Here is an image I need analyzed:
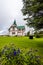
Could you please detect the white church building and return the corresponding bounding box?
[8,20,25,36]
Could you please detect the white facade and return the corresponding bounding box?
[9,27,25,36]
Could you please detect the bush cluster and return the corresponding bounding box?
[0,44,42,65]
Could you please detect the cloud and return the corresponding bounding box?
[0,29,9,35]
[0,0,24,29]
[0,0,29,34]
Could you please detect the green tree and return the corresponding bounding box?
[22,0,43,30]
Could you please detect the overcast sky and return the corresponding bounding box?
[0,0,29,34]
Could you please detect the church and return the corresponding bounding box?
[8,20,25,36]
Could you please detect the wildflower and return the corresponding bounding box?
[14,51,17,56]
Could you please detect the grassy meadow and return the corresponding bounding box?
[0,36,43,58]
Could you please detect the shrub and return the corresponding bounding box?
[0,44,25,65]
[36,34,40,38]
[25,49,42,65]
[0,44,42,65]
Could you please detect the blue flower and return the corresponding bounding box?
[14,51,17,56]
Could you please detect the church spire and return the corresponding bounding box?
[13,20,17,27]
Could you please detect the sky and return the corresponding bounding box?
[0,0,29,34]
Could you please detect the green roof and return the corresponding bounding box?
[17,26,25,30]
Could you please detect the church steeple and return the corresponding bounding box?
[13,20,17,27]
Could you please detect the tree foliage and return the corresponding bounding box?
[22,0,43,30]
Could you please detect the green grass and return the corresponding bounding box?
[0,36,43,58]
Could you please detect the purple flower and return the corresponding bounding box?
[14,51,17,56]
